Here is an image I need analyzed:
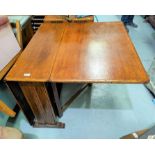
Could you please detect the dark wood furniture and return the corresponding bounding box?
[5,22,149,128]
[31,16,45,32]
[31,15,94,33]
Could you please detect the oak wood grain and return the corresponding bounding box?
[6,81,35,125]
[0,53,20,80]
[19,82,56,124]
[6,23,66,82]
[6,22,149,84]
[51,22,149,83]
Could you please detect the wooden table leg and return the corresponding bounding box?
[51,83,63,117]
[0,100,16,117]
[51,83,90,113]
[6,81,35,126]
[62,84,89,112]
[6,81,64,128]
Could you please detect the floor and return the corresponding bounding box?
[0,82,16,126]
[9,15,155,138]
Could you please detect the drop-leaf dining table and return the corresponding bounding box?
[5,22,149,128]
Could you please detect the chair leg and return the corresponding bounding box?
[0,100,16,117]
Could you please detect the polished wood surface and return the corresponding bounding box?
[6,23,66,82]
[6,22,148,83]
[5,22,149,128]
[0,53,20,80]
[51,22,149,83]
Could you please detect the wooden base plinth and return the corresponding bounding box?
[33,121,65,128]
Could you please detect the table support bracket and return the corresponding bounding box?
[62,83,90,112]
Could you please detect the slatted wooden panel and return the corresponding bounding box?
[31,16,45,32]
[6,81,35,125]
[19,82,56,124]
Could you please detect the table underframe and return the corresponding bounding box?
[6,81,90,128]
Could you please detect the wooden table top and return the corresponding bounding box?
[6,23,66,82]
[6,22,149,83]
